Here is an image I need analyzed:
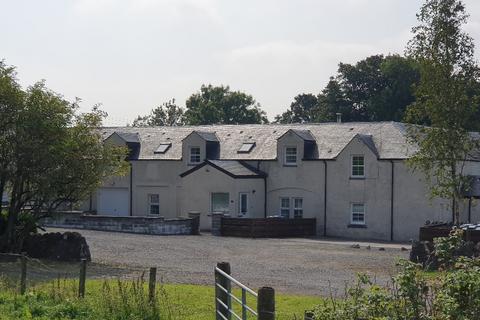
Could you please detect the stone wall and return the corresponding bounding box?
[42,211,199,236]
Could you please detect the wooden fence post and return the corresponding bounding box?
[149,267,157,303]
[257,287,275,320]
[215,262,231,320]
[78,259,87,298]
[20,253,27,295]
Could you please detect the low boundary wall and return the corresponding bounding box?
[220,217,316,238]
[42,211,199,236]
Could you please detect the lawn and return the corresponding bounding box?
[0,278,323,320]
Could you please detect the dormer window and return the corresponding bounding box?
[154,143,171,154]
[351,155,365,178]
[238,142,256,153]
[189,147,201,164]
[284,146,297,166]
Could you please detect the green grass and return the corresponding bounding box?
[0,278,323,320]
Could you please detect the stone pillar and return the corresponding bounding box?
[211,213,224,236]
[188,211,201,235]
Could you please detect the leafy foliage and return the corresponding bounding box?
[184,84,268,125]
[0,61,128,252]
[275,55,420,123]
[132,99,184,127]
[404,0,480,224]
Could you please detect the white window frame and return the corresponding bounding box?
[238,192,248,216]
[293,197,303,218]
[284,146,298,166]
[350,203,366,225]
[211,192,230,214]
[280,197,290,218]
[189,146,201,165]
[351,155,365,178]
[148,194,160,215]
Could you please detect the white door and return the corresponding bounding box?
[97,188,129,216]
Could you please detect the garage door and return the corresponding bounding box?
[97,188,129,216]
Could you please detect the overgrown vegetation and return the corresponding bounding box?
[311,230,480,319]
[0,277,322,320]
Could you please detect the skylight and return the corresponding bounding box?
[154,143,171,154]
[238,142,255,153]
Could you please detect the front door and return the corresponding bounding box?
[211,192,230,214]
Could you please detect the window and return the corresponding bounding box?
[293,198,303,218]
[189,147,201,164]
[154,143,171,154]
[148,194,159,215]
[284,147,297,166]
[351,203,365,225]
[351,155,365,177]
[238,142,256,153]
[239,193,248,216]
[211,192,230,213]
[280,197,290,218]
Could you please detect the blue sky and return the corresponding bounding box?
[1,0,479,125]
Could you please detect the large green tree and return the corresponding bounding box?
[184,84,268,125]
[132,99,185,127]
[275,55,419,123]
[404,0,480,224]
[0,61,128,252]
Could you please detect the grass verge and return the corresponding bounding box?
[0,277,323,320]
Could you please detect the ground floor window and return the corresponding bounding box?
[293,198,303,218]
[280,197,290,218]
[211,192,230,213]
[351,203,365,225]
[148,194,159,215]
[239,193,248,216]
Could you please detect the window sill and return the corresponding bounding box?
[349,176,365,180]
[348,224,367,229]
[283,164,298,167]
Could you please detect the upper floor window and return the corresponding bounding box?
[284,147,297,166]
[189,147,201,164]
[148,194,160,215]
[351,155,365,178]
[351,203,365,225]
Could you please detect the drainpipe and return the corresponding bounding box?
[89,193,92,212]
[263,176,267,218]
[468,197,472,223]
[390,160,395,242]
[323,160,328,236]
[129,163,133,216]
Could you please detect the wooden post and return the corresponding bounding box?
[257,287,275,320]
[78,259,87,298]
[215,262,231,320]
[149,267,157,303]
[20,253,27,295]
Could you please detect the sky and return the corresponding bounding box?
[1,0,480,125]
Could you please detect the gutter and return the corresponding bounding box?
[390,160,395,241]
[323,160,328,236]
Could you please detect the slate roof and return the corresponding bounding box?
[180,160,267,179]
[279,129,316,142]
[114,132,140,143]
[100,122,419,160]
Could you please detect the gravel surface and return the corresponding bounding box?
[48,228,409,296]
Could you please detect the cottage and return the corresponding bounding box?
[80,122,480,242]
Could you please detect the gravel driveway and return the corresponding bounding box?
[49,228,409,296]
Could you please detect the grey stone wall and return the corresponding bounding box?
[41,211,198,235]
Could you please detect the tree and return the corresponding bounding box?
[0,62,128,252]
[404,0,480,224]
[275,93,318,123]
[132,99,185,127]
[184,84,268,125]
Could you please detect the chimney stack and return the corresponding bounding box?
[336,113,342,123]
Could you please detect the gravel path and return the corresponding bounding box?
[48,228,409,296]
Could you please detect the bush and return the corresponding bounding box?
[311,258,480,320]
